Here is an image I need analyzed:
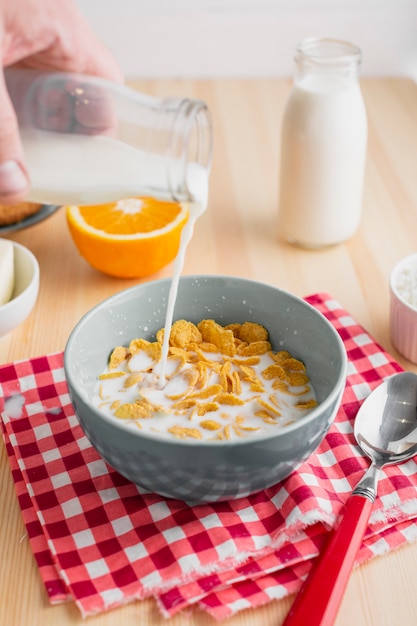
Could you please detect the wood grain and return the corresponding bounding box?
[1,78,417,626]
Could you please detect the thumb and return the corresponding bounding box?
[0,67,29,203]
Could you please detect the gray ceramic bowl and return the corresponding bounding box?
[64,276,347,503]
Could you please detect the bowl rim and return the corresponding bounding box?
[0,239,39,312]
[64,275,348,446]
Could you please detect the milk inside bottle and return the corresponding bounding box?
[278,38,368,248]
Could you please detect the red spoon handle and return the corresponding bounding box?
[282,493,373,626]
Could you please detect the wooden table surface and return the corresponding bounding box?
[1,77,417,626]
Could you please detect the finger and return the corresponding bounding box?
[36,78,117,135]
[69,83,117,133]
[35,84,74,132]
[0,67,29,203]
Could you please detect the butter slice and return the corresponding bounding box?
[0,240,14,305]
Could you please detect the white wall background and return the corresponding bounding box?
[77,0,417,79]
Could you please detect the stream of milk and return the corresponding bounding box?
[158,177,208,386]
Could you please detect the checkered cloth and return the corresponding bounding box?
[2,293,417,621]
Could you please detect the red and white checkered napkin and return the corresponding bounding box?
[2,293,417,621]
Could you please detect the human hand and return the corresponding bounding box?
[0,0,123,203]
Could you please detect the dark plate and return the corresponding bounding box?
[0,204,60,234]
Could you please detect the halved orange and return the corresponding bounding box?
[66,197,188,278]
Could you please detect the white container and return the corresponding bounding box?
[278,38,368,248]
[0,240,39,337]
[390,253,417,364]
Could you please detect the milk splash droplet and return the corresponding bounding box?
[4,394,25,419]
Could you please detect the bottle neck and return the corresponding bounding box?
[164,98,212,205]
[294,38,362,85]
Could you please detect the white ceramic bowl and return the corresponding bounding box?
[0,239,39,337]
[390,253,417,364]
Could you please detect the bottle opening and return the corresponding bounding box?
[295,37,362,69]
[296,38,362,63]
[295,37,362,80]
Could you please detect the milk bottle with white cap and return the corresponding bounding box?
[278,38,368,248]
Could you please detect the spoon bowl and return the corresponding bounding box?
[355,372,417,465]
[283,371,417,626]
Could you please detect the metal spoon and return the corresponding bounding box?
[283,371,417,626]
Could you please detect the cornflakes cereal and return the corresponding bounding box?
[257,397,281,416]
[296,398,319,410]
[284,357,307,372]
[197,402,219,416]
[167,320,202,348]
[198,342,220,353]
[124,373,144,388]
[189,384,223,399]
[233,356,261,366]
[182,367,200,388]
[270,350,293,364]
[168,425,202,439]
[93,319,318,442]
[250,380,265,393]
[237,341,271,357]
[255,410,277,424]
[287,372,310,386]
[197,319,236,356]
[172,398,197,411]
[230,370,241,395]
[115,402,154,419]
[169,347,195,363]
[200,420,222,431]
[224,323,241,335]
[233,321,269,343]
[196,362,208,388]
[109,346,129,369]
[261,364,286,380]
[98,371,126,380]
[216,392,245,406]
[148,342,163,361]
[129,338,150,354]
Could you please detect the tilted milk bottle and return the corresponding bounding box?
[278,38,368,248]
[5,68,212,206]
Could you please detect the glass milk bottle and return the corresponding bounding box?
[5,68,212,207]
[278,38,368,248]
